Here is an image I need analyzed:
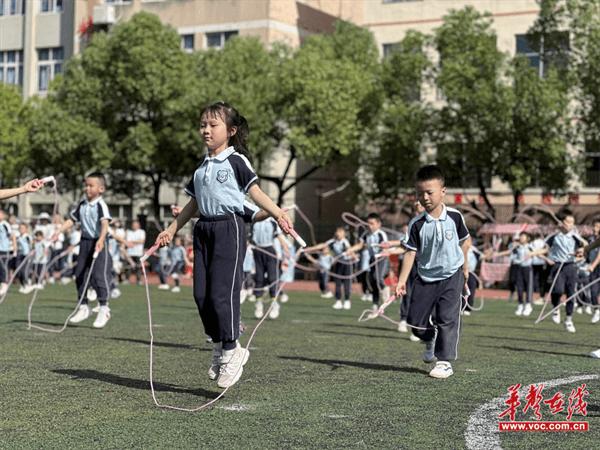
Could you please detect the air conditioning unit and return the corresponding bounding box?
[93,5,116,25]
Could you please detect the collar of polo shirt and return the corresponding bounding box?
[424,204,448,222]
[85,196,103,205]
[202,146,235,163]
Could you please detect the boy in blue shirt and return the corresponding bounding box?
[396,165,471,379]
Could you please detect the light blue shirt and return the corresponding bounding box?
[0,221,11,252]
[184,146,258,218]
[170,245,185,263]
[17,234,31,255]
[514,244,533,267]
[326,238,351,261]
[70,197,112,239]
[319,254,334,271]
[404,205,469,282]
[33,241,48,264]
[547,231,581,263]
[467,247,479,273]
[252,218,280,247]
[360,229,388,259]
[243,246,255,272]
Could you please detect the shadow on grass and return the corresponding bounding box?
[479,344,590,358]
[466,322,537,331]
[279,355,428,374]
[52,368,219,398]
[11,319,65,327]
[104,337,208,351]
[473,334,584,347]
[315,330,399,340]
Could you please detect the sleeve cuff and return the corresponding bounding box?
[244,176,259,193]
[184,187,196,198]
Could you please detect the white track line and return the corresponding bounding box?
[465,374,598,450]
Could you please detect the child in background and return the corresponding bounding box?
[275,234,295,303]
[169,236,192,293]
[16,223,34,294]
[240,244,255,304]
[156,244,171,290]
[32,230,49,289]
[304,247,334,298]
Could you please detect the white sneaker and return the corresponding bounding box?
[585,306,593,315]
[592,310,600,324]
[552,311,561,324]
[523,304,533,317]
[280,293,289,303]
[111,288,121,299]
[247,294,256,303]
[217,343,250,389]
[366,294,373,302]
[462,310,471,316]
[269,300,280,319]
[158,284,170,290]
[93,306,111,329]
[564,318,576,333]
[91,305,100,313]
[321,291,334,299]
[34,283,44,290]
[343,300,351,310]
[590,349,600,359]
[171,286,181,293]
[48,277,55,284]
[69,305,90,324]
[429,361,453,379]
[360,293,369,302]
[515,304,524,316]
[240,289,248,304]
[22,284,34,294]
[423,339,437,363]
[18,286,25,294]
[208,343,222,380]
[577,306,583,315]
[87,288,97,302]
[533,298,544,305]
[333,300,343,310]
[398,320,408,333]
[60,277,71,285]
[0,283,8,296]
[409,334,421,342]
[254,300,264,319]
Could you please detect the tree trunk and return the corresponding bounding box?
[512,190,521,216]
[477,171,496,219]
[150,171,163,221]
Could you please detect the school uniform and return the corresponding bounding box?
[360,229,389,305]
[326,238,352,300]
[274,237,295,283]
[546,230,583,316]
[318,253,334,294]
[170,245,186,275]
[587,234,600,307]
[32,240,49,283]
[507,241,519,296]
[184,145,258,345]
[251,218,281,299]
[155,246,170,285]
[514,244,534,305]
[0,220,12,283]
[403,205,470,362]
[465,247,480,311]
[69,196,113,305]
[530,238,548,295]
[126,228,146,282]
[16,233,32,286]
[400,233,418,321]
[242,245,255,291]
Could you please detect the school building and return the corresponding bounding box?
[0,1,594,228]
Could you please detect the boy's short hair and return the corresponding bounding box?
[557,209,574,222]
[34,230,44,237]
[416,165,445,186]
[520,231,531,240]
[86,172,106,188]
[593,218,600,225]
[367,213,381,222]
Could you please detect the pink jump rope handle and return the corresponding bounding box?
[289,229,307,248]
[140,243,160,263]
[41,176,55,184]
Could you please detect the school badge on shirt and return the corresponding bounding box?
[216,169,229,183]
[445,230,454,241]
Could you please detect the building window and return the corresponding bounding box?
[206,31,238,49]
[105,0,133,4]
[37,47,63,92]
[181,34,194,52]
[0,0,25,15]
[0,50,24,86]
[40,0,62,13]
[382,43,399,58]
[515,32,569,77]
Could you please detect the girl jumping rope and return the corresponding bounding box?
[155,102,293,389]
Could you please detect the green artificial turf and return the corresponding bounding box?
[0,285,598,449]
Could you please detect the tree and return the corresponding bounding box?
[0,84,30,187]
[365,30,431,201]
[432,7,511,217]
[268,20,382,205]
[496,56,575,213]
[52,12,201,218]
[25,99,112,196]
